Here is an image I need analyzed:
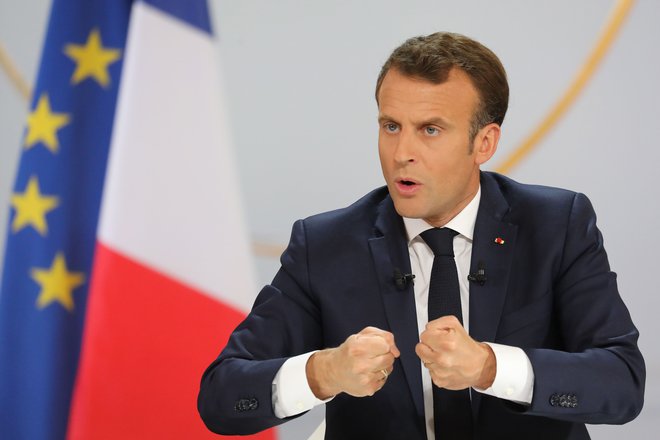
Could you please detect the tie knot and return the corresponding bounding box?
[420,228,458,256]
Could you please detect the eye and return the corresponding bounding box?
[383,123,399,133]
[424,126,440,136]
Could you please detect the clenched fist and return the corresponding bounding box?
[415,315,496,390]
[306,327,400,399]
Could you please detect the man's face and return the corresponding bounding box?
[377,68,491,227]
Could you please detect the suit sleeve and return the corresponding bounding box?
[520,193,645,423]
[197,219,323,435]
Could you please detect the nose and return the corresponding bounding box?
[393,129,416,165]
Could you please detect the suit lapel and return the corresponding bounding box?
[368,196,425,424]
[468,172,518,418]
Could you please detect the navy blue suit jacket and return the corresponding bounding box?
[198,172,645,439]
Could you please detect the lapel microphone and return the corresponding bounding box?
[467,261,487,285]
[393,268,415,290]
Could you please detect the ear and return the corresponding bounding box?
[472,123,500,165]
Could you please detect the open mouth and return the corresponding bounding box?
[397,178,418,186]
[395,178,420,194]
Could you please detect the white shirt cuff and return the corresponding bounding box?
[272,351,333,418]
[473,343,534,405]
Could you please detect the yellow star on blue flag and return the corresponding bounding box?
[24,93,71,153]
[10,175,59,235]
[64,28,122,87]
[31,252,85,312]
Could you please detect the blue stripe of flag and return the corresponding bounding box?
[142,0,212,34]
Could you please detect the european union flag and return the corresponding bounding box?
[0,1,130,438]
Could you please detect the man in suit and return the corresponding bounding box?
[198,32,645,439]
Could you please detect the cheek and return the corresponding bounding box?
[425,160,462,192]
[377,140,392,166]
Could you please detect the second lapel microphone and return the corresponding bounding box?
[467,261,487,285]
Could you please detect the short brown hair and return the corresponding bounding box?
[375,32,509,141]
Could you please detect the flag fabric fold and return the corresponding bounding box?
[0,1,272,438]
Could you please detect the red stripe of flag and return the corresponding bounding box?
[67,242,275,440]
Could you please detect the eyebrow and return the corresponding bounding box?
[377,114,396,124]
[377,113,453,128]
[420,117,452,127]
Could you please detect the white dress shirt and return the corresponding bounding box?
[272,187,534,439]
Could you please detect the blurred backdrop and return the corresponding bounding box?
[1,0,658,438]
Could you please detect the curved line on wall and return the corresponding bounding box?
[495,0,635,175]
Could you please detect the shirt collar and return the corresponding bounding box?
[402,186,481,243]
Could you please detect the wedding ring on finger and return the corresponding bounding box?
[380,368,389,381]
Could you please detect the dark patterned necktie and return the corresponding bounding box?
[420,228,473,440]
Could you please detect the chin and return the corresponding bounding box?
[391,199,425,219]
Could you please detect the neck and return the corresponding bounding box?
[424,174,480,228]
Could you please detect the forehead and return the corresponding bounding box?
[377,68,479,125]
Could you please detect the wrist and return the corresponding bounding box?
[306,349,340,399]
[475,342,496,390]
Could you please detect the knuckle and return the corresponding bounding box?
[375,338,389,352]
[350,362,364,376]
[444,340,457,351]
[435,356,451,369]
[347,342,364,357]
[362,326,377,334]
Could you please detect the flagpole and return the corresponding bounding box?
[0,41,31,101]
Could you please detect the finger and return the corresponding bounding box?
[354,334,392,357]
[372,352,396,371]
[372,373,389,395]
[360,327,396,346]
[422,331,462,356]
[426,315,462,332]
[421,318,466,347]
[360,326,386,334]
[415,342,436,365]
[390,341,401,358]
[359,328,394,348]
[360,327,401,358]
[373,366,393,382]
[419,326,452,350]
